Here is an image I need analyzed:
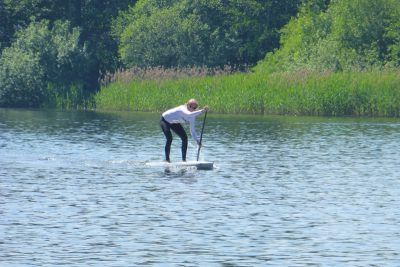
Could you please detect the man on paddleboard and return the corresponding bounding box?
[160,99,209,162]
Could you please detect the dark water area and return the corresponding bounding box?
[1,109,400,266]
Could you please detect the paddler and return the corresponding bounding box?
[160,99,209,162]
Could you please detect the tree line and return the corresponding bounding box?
[256,0,400,73]
[0,0,399,108]
[0,0,134,107]
[0,0,300,107]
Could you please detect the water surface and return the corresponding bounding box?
[1,109,400,266]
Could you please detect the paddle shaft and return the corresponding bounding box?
[196,110,208,161]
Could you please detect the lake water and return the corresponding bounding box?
[1,108,400,266]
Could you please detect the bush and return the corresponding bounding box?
[0,49,45,107]
[114,0,300,68]
[255,0,400,73]
[0,20,87,107]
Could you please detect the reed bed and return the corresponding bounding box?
[100,65,239,87]
[95,68,400,117]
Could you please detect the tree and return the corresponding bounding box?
[256,0,400,72]
[115,0,300,68]
[0,50,45,107]
[119,4,210,68]
[1,0,137,92]
[386,10,400,66]
[0,20,87,107]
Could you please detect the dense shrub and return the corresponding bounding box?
[114,0,300,68]
[0,50,45,107]
[255,0,400,73]
[0,20,87,107]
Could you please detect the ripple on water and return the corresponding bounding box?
[1,110,400,266]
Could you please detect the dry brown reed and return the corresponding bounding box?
[100,65,247,87]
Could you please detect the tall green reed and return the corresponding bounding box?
[95,68,400,117]
[43,83,95,110]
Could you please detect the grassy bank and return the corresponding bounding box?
[95,69,400,117]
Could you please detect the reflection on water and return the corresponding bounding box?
[1,109,400,266]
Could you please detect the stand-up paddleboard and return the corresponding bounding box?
[146,161,214,170]
[148,110,213,170]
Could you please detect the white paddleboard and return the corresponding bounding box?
[146,161,214,170]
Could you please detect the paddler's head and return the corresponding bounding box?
[187,99,198,111]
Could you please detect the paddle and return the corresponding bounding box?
[196,110,208,161]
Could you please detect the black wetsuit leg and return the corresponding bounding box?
[160,118,172,162]
[160,117,188,161]
[170,123,188,161]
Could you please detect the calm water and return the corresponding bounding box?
[1,109,400,266]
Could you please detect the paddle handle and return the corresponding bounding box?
[196,110,208,161]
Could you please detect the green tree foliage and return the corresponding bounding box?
[115,0,300,68]
[0,1,8,50]
[0,50,45,107]
[256,0,400,72]
[0,0,136,93]
[0,20,87,107]
[58,0,136,91]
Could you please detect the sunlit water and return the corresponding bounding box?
[1,109,400,266]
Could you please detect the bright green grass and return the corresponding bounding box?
[95,70,400,117]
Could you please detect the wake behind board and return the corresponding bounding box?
[146,161,214,170]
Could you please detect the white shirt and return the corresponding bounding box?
[162,104,204,142]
